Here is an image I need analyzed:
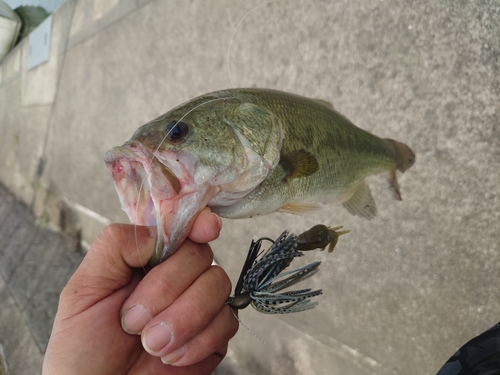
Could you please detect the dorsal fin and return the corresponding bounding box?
[314,99,334,109]
[342,181,377,220]
[279,149,319,181]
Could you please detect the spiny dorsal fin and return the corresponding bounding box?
[279,149,319,181]
[314,99,334,109]
[342,181,377,220]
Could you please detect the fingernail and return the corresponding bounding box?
[161,345,186,365]
[142,323,173,354]
[121,305,151,334]
[212,213,222,231]
[148,226,157,238]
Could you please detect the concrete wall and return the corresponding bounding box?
[0,0,499,374]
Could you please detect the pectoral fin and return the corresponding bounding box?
[279,149,319,181]
[342,181,377,220]
[388,169,402,201]
[384,139,415,200]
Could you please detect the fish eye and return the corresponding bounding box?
[165,120,189,143]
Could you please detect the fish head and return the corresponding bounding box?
[105,92,283,265]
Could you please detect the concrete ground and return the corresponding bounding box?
[0,0,499,374]
[0,183,83,375]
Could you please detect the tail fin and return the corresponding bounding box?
[385,139,415,200]
[387,139,415,173]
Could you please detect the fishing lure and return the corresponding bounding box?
[227,224,350,314]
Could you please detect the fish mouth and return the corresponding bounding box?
[104,142,182,266]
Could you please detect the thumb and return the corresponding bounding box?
[59,224,156,316]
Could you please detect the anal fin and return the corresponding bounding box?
[342,181,377,220]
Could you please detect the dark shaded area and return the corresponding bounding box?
[14,6,49,45]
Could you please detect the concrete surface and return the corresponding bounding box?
[0,0,499,374]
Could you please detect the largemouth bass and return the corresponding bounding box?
[105,88,415,265]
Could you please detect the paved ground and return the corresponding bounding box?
[0,183,83,375]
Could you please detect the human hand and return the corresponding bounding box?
[43,208,238,375]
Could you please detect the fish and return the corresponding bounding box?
[104,88,415,265]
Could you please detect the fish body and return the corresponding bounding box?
[105,88,415,264]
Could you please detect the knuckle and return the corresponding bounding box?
[101,223,126,239]
[209,265,232,296]
[184,240,214,267]
[96,223,132,251]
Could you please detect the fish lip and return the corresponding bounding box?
[104,142,182,264]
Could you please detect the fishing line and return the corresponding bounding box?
[138,1,277,263]
[227,1,275,90]
[229,308,267,345]
[155,96,236,155]
[133,174,147,274]
[131,95,238,268]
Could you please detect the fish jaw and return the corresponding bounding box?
[104,142,216,265]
